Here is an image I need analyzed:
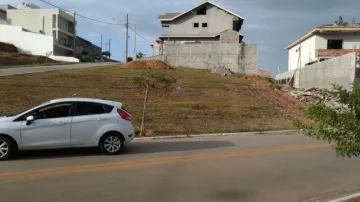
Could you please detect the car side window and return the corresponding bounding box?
[36,103,72,119]
[14,103,72,121]
[75,102,106,116]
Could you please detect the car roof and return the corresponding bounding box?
[49,98,122,106]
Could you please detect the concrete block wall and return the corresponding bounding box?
[296,52,356,90]
[161,43,258,74]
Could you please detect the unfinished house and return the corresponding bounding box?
[144,1,259,75]
[4,2,76,56]
[276,22,360,90]
[154,0,244,55]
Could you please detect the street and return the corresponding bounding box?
[0,62,119,76]
[1,132,360,202]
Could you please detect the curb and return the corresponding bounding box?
[327,192,360,202]
[134,130,298,141]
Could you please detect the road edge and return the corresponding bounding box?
[135,130,298,140]
[327,192,360,202]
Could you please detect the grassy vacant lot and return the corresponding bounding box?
[0,66,305,136]
[345,197,360,202]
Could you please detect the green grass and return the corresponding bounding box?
[0,66,303,136]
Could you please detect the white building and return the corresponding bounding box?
[0,2,76,56]
[286,23,360,71]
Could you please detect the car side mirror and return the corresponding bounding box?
[26,115,34,125]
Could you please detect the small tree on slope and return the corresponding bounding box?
[295,83,360,158]
[133,70,177,136]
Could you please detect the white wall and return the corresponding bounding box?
[169,4,234,35]
[0,24,53,56]
[316,33,360,49]
[288,35,317,71]
[6,9,56,36]
[49,55,79,63]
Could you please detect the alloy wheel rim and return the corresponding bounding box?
[104,136,121,153]
[0,140,9,158]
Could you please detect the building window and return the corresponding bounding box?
[202,23,207,28]
[327,39,343,49]
[197,7,207,15]
[194,23,199,28]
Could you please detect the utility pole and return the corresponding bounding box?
[125,14,129,62]
[101,35,103,52]
[73,11,76,57]
[108,39,111,59]
[134,27,137,60]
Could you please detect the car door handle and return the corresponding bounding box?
[56,121,66,125]
[97,118,107,121]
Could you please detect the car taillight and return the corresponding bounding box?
[117,108,131,120]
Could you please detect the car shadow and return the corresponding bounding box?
[125,140,236,154]
[13,140,235,161]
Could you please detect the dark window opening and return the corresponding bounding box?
[75,102,106,116]
[202,23,207,28]
[327,39,343,49]
[197,7,207,15]
[194,23,199,28]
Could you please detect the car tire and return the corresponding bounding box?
[0,136,17,161]
[99,133,124,155]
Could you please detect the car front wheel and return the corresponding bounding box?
[99,133,124,155]
[0,136,16,161]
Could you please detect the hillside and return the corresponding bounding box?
[0,65,306,135]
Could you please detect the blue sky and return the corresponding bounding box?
[6,0,360,74]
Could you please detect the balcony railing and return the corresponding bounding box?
[316,49,360,57]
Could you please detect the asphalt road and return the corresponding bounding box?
[0,62,119,76]
[1,132,360,202]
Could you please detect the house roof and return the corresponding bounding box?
[158,13,181,20]
[158,1,244,21]
[286,24,360,50]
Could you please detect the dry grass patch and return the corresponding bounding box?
[0,65,305,136]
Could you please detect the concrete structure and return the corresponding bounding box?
[0,4,15,24]
[286,24,360,71]
[154,1,244,55]
[0,24,53,56]
[276,53,359,90]
[75,36,101,56]
[276,22,360,89]
[143,43,259,75]
[3,2,76,56]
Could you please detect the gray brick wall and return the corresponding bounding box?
[147,43,259,74]
[296,53,356,90]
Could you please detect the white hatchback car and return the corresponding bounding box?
[0,98,136,160]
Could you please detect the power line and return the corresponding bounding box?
[39,0,125,26]
[39,0,152,44]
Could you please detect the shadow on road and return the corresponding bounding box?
[125,140,236,154]
[13,140,235,161]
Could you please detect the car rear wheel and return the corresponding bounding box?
[0,136,16,161]
[99,133,124,155]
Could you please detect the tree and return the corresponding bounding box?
[133,70,178,136]
[136,52,146,59]
[102,51,111,59]
[295,83,360,157]
[334,16,349,26]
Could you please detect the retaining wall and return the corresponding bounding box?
[296,53,357,90]
[0,24,53,56]
[141,43,259,75]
